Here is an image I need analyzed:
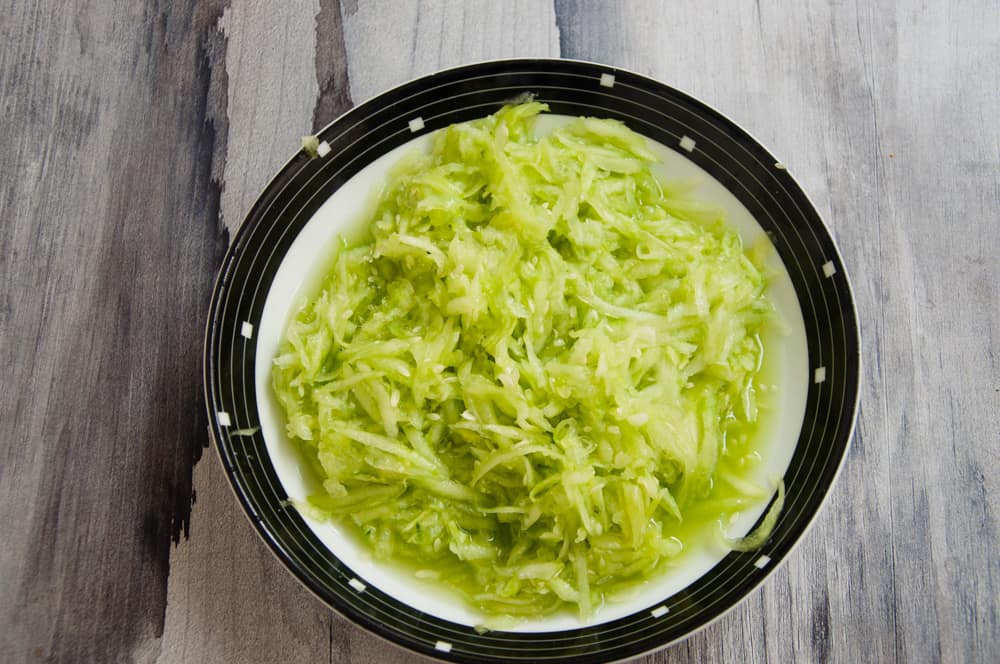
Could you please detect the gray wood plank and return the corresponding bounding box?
[214,0,324,237]
[157,458,333,664]
[557,3,860,660]
[557,1,1000,662]
[0,1,230,661]
[313,0,354,131]
[340,0,560,103]
[862,4,999,661]
[156,2,336,663]
[158,2,561,663]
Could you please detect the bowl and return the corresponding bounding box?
[204,59,860,662]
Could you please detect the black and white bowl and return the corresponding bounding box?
[204,59,860,663]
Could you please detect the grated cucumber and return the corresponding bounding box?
[273,103,778,619]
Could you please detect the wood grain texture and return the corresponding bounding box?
[556,3,882,662]
[158,2,560,663]
[340,0,559,103]
[2,1,997,663]
[158,3,337,663]
[0,1,229,661]
[313,0,353,131]
[556,2,1000,663]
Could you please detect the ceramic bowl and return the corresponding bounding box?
[204,59,860,663]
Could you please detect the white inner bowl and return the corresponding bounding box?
[255,115,809,631]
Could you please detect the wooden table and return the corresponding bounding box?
[3,1,997,662]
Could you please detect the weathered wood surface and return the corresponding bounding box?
[1,1,997,662]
